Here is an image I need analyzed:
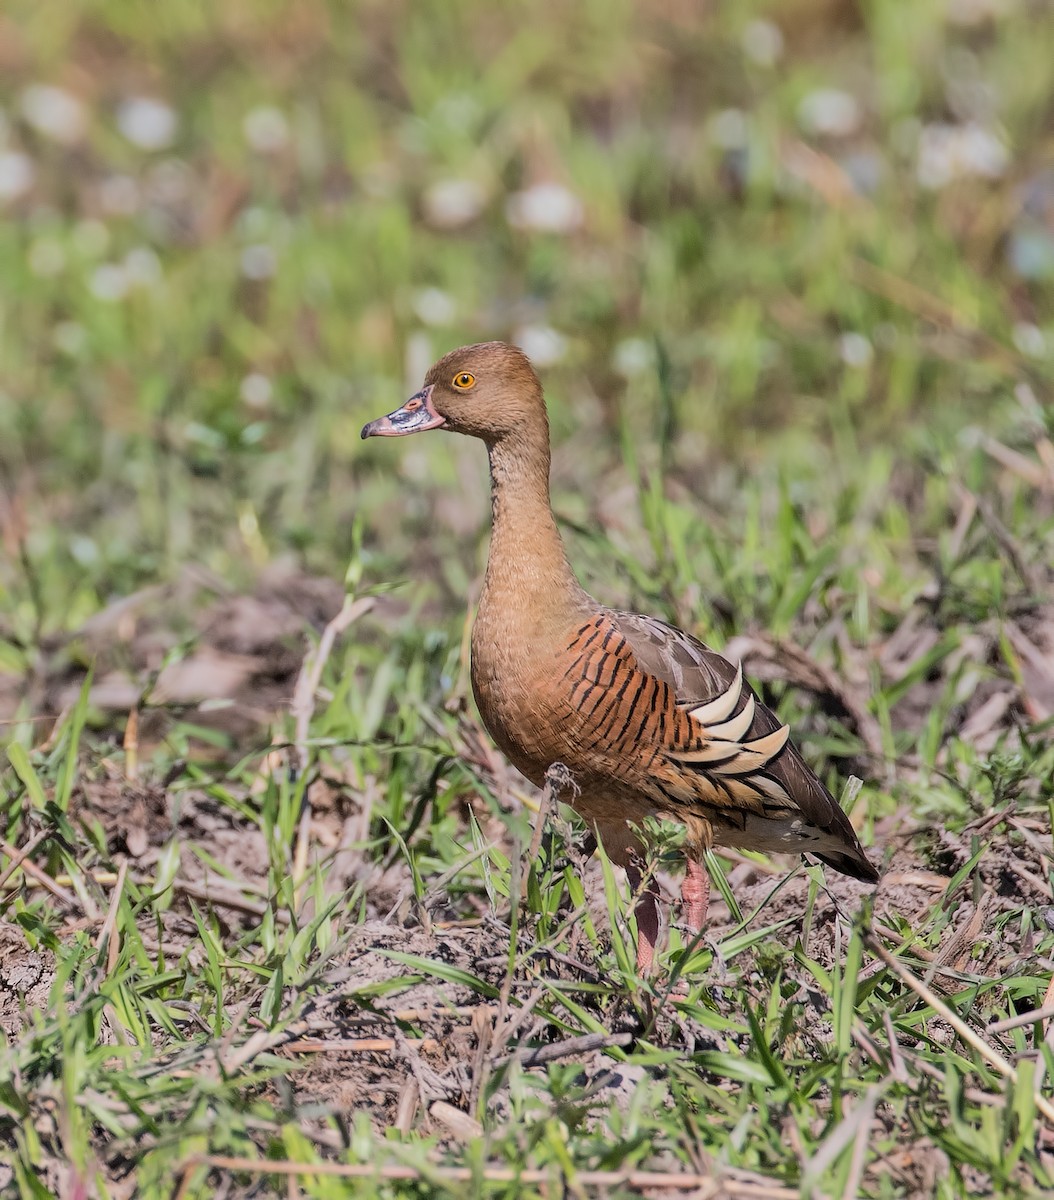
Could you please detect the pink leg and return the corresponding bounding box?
[681,858,710,933]
[626,862,661,974]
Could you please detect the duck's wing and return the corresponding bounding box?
[611,611,879,882]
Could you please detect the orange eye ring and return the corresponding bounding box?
[452,372,476,390]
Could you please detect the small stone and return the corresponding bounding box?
[89,263,129,301]
[742,19,783,66]
[412,287,456,327]
[20,84,86,144]
[514,324,567,367]
[240,244,276,280]
[243,106,289,153]
[422,178,487,229]
[613,338,655,377]
[956,123,1009,177]
[506,182,584,234]
[240,373,273,409]
[1011,323,1046,358]
[797,89,861,138]
[117,97,177,150]
[709,108,749,150]
[839,332,874,368]
[124,246,162,287]
[0,151,34,201]
[917,122,1008,189]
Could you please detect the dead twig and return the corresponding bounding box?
[0,828,50,892]
[146,875,290,925]
[930,895,992,978]
[988,1004,1054,1036]
[393,1077,419,1135]
[0,838,82,910]
[289,594,375,905]
[123,708,139,784]
[527,761,579,864]
[94,860,128,976]
[486,985,547,1059]
[982,436,1054,493]
[290,595,376,902]
[494,1030,635,1069]
[290,594,377,776]
[954,482,1043,595]
[179,1155,796,1196]
[429,1100,483,1141]
[284,1037,397,1054]
[865,931,1054,1125]
[801,1083,884,1197]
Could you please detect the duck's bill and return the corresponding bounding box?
[360,386,446,438]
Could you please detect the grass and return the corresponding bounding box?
[2,0,1054,1195]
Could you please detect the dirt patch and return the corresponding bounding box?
[2,563,348,751]
[246,911,711,1143]
[0,921,56,1038]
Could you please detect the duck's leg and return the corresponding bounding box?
[681,857,710,933]
[625,861,661,974]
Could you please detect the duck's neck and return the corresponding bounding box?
[479,425,584,622]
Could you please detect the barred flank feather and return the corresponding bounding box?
[549,610,878,882]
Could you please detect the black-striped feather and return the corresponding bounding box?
[555,610,877,883]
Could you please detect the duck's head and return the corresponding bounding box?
[361,341,545,445]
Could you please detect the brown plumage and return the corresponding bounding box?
[362,341,879,972]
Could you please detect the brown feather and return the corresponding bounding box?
[612,612,879,882]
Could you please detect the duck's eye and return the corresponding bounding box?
[452,372,476,390]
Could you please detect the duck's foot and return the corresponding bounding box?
[626,860,709,980]
[626,863,661,975]
[681,857,710,933]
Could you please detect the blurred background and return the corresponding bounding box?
[1,0,1052,731]
[2,5,1054,1190]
